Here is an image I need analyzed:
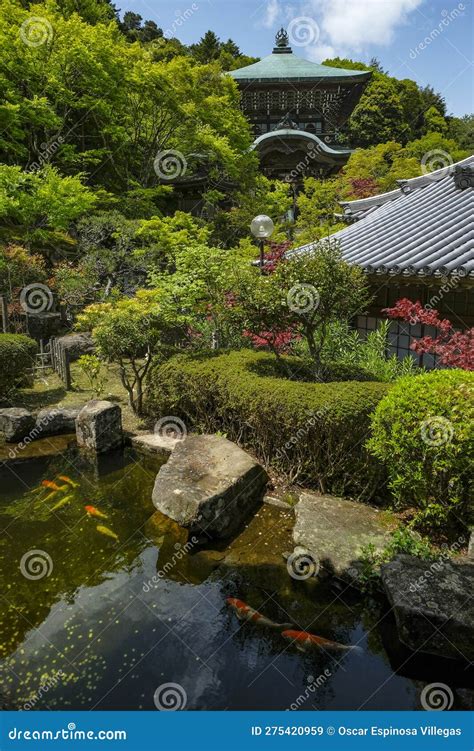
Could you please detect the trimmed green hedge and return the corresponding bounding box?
[0,333,37,398]
[368,370,474,528]
[147,349,390,499]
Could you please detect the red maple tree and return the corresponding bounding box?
[384,298,474,370]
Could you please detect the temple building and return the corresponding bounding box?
[290,157,474,367]
[228,28,371,180]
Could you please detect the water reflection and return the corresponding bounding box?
[0,444,470,710]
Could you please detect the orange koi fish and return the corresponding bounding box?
[57,475,79,488]
[282,629,362,653]
[41,480,61,491]
[226,598,292,629]
[85,505,108,520]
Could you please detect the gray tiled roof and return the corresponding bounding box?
[291,155,474,278]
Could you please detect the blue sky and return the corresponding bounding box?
[118,0,473,116]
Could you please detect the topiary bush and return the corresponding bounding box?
[147,349,390,500]
[367,370,474,530]
[0,333,37,400]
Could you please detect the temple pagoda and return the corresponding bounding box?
[228,29,371,180]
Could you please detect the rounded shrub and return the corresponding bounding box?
[147,349,390,500]
[0,333,37,399]
[367,370,474,529]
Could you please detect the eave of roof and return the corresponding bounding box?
[290,155,474,278]
[340,155,474,216]
[251,129,353,158]
[227,52,371,84]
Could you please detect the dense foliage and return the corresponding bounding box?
[0,333,37,397]
[368,370,474,530]
[147,349,390,498]
[385,299,474,371]
[1,1,472,539]
[227,240,371,377]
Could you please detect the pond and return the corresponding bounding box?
[0,440,471,711]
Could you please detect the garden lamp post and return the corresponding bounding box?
[250,215,274,274]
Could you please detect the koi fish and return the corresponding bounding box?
[41,480,61,491]
[50,494,74,512]
[85,505,108,520]
[96,525,119,542]
[226,598,292,629]
[281,629,362,654]
[57,475,79,488]
[43,486,69,503]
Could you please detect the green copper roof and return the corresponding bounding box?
[228,51,371,83]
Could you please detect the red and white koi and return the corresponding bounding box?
[281,629,362,653]
[226,598,292,629]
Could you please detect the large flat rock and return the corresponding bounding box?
[152,434,268,539]
[293,491,393,579]
[381,554,474,662]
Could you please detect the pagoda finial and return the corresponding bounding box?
[273,27,292,53]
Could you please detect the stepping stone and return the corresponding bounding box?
[131,433,178,455]
[152,434,268,539]
[0,408,35,443]
[35,405,84,436]
[292,491,393,580]
[381,554,474,662]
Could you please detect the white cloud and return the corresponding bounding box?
[260,0,425,59]
[314,0,423,49]
[262,0,282,28]
[307,42,336,61]
[299,0,424,59]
